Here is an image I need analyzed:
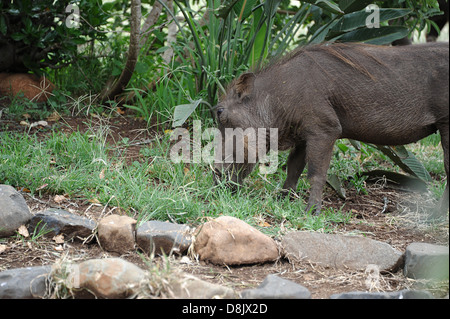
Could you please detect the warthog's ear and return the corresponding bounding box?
[234,73,255,99]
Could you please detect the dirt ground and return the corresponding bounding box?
[0,112,448,299]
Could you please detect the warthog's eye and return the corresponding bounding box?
[216,107,224,118]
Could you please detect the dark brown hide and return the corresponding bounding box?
[215,42,449,217]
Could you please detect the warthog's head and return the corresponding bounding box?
[213,73,276,188]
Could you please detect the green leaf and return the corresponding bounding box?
[330,8,412,33]
[327,174,346,199]
[10,32,26,41]
[302,0,344,15]
[374,145,432,182]
[233,0,259,21]
[362,170,428,193]
[334,26,409,45]
[0,15,6,35]
[173,99,203,127]
[216,0,240,19]
[337,0,375,13]
[249,7,268,67]
[134,61,149,75]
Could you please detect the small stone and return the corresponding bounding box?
[136,220,192,256]
[63,258,146,299]
[27,208,96,241]
[282,231,403,271]
[98,214,137,254]
[0,184,33,237]
[240,274,311,299]
[330,289,434,299]
[170,273,236,299]
[0,266,51,299]
[404,242,449,280]
[194,216,279,265]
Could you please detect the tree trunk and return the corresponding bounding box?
[162,0,176,64]
[100,0,142,102]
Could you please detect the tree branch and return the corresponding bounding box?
[100,0,142,102]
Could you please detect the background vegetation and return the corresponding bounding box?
[0,0,448,229]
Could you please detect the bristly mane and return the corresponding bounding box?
[254,42,386,79]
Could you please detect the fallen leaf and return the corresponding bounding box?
[0,244,7,254]
[258,221,271,228]
[36,183,48,191]
[53,234,64,244]
[303,274,316,281]
[18,225,29,238]
[47,111,61,122]
[54,194,67,203]
[88,198,101,204]
[183,167,190,175]
[54,245,64,251]
[99,168,105,180]
[30,120,48,128]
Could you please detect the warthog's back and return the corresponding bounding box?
[258,42,449,145]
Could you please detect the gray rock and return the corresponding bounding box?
[282,231,403,271]
[240,274,311,299]
[136,220,192,255]
[404,242,449,280]
[0,184,33,237]
[330,289,435,299]
[0,266,51,299]
[27,208,96,241]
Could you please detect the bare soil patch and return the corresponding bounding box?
[1,113,448,298]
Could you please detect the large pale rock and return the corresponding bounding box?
[404,242,449,280]
[282,231,403,271]
[0,184,33,237]
[62,258,146,299]
[98,214,136,254]
[194,216,279,265]
[27,208,96,241]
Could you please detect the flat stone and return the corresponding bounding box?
[194,216,279,265]
[0,266,51,299]
[60,258,146,299]
[330,289,435,299]
[136,220,192,256]
[27,208,96,241]
[0,184,33,237]
[282,231,403,271]
[240,274,311,299]
[98,214,137,254]
[404,242,449,280]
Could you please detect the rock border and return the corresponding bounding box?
[0,185,448,299]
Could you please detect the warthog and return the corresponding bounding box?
[214,42,449,217]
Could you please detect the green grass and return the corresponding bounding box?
[0,124,354,234]
[1,119,445,235]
